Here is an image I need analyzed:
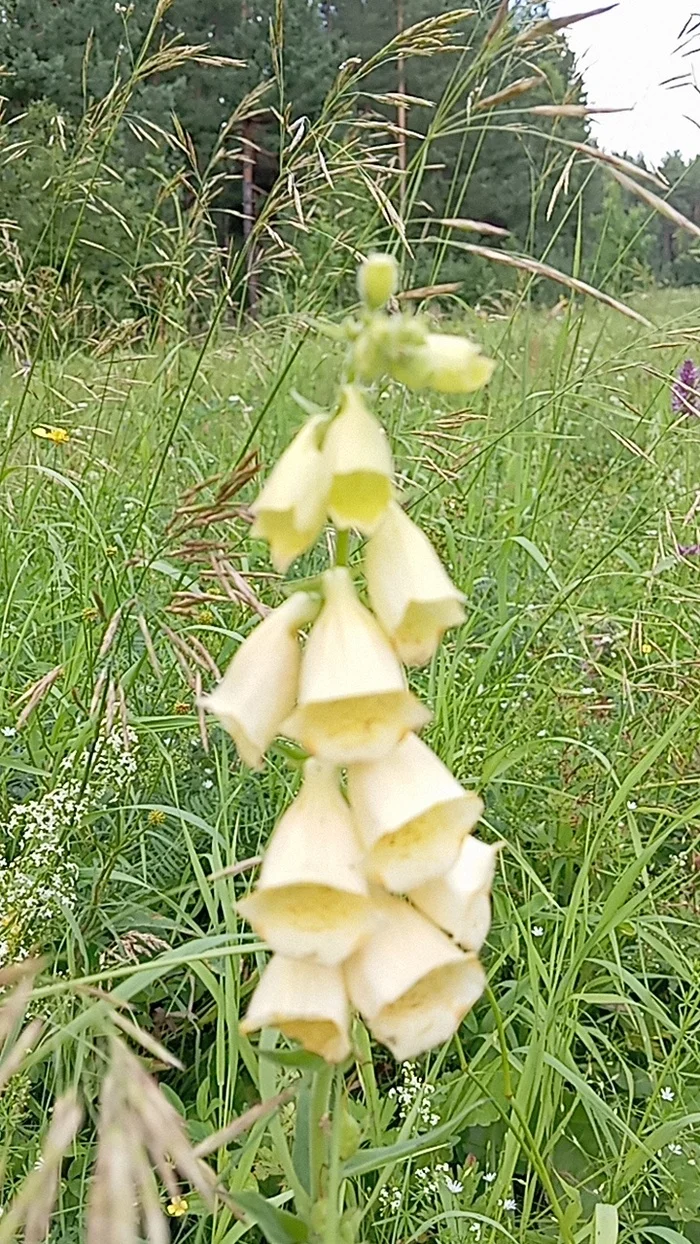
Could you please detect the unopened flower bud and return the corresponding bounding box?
[241,955,351,1062]
[409,835,501,952]
[251,414,330,572]
[199,592,316,769]
[237,760,373,965]
[366,502,466,665]
[345,892,485,1061]
[323,386,393,533]
[347,733,482,892]
[357,253,399,310]
[283,567,429,763]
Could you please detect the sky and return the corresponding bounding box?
[547,0,700,165]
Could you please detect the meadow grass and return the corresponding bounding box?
[2,286,700,1241]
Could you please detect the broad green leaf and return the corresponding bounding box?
[233,1192,308,1244]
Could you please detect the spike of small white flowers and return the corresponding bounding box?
[199,592,317,769]
[237,760,374,965]
[251,414,331,572]
[241,955,351,1063]
[390,332,495,394]
[409,836,501,952]
[345,892,486,1061]
[283,568,429,764]
[323,385,394,533]
[347,733,482,892]
[366,502,466,665]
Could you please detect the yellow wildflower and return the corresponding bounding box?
[251,414,331,572]
[241,954,351,1063]
[323,386,394,534]
[148,810,166,826]
[166,1196,189,1217]
[32,425,71,445]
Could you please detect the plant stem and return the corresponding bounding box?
[324,1070,344,1244]
[335,528,350,566]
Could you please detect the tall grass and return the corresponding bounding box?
[2,3,700,1243]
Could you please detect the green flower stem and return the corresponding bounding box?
[309,1063,334,1204]
[334,528,350,567]
[323,1070,344,1244]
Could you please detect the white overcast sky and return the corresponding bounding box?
[547,1,700,164]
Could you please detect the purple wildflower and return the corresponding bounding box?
[671,358,700,417]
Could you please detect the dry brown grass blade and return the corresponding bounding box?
[516,4,617,42]
[195,670,209,754]
[0,1019,43,1095]
[137,613,162,678]
[473,76,543,110]
[209,855,263,882]
[398,281,462,301]
[15,665,63,729]
[109,1010,184,1071]
[98,603,128,659]
[193,1087,297,1159]
[438,239,653,327]
[23,1094,84,1244]
[0,1091,82,1244]
[527,104,629,117]
[89,666,109,718]
[486,0,510,43]
[0,958,43,991]
[437,217,510,238]
[608,167,700,242]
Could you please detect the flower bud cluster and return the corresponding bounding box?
[202,257,498,1063]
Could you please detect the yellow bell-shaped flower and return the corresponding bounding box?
[344,892,485,1062]
[357,252,398,310]
[251,414,330,572]
[347,733,483,892]
[390,332,494,394]
[199,592,316,769]
[323,386,393,533]
[237,760,373,965]
[410,835,501,953]
[241,955,351,1063]
[366,502,466,665]
[283,568,429,764]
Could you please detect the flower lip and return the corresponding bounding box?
[347,733,483,893]
[241,954,351,1063]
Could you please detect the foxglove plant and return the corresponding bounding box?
[671,358,700,418]
[202,256,498,1073]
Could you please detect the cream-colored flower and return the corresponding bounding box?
[390,333,494,394]
[237,760,373,965]
[410,835,500,952]
[347,733,482,892]
[345,892,485,1061]
[241,955,350,1063]
[283,568,429,763]
[199,592,316,769]
[323,386,393,533]
[251,415,330,572]
[366,502,465,665]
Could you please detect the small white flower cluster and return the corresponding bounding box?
[202,255,498,1064]
[0,728,138,963]
[387,1062,439,1128]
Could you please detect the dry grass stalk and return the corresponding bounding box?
[161,622,219,683]
[137,614,162,678]
[0,1092,82,1244]
[516,3,617,43]
[527,104,628,117]
[486,0,510,43]
[193,1087,297,1159]
[0,1018,43,1095]
[608,167,700,242]
[437,239,653,328]
[195,670,209,754]
[166,452,260,542]
[15,665,63,730]
[211,557,270,618]
[89,666,109,718]
[473,76,543,111]
[397,281,462,301]
[209,855,263,882]
[98,603,128,660]
[437,218,510,238]
[105,678,118,735]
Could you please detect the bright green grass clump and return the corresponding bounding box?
[2,289,700,1241]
